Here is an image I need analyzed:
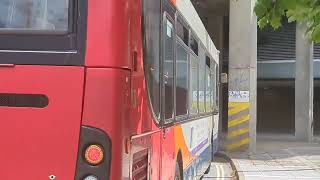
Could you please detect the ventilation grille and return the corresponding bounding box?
[0,93,48,108]
[224,22,320,62]
[258,21,296,61]
[132,149,149,180]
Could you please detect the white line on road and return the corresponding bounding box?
[216,164,220,178]
[219,165,225,180]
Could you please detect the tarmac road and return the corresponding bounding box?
[202,156,236,180]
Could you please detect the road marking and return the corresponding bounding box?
[219,165,225,180]
[216,164,220,178]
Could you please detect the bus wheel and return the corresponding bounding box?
[174,161,182,180]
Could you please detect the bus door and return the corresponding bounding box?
[160,4,177,179]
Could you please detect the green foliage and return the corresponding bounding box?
[254,0,320,43]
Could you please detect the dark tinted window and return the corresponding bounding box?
[215,63,219,110]
[176,20,188,45]
[0,0,69,33]
[205,56,212,112]
[176,43,188,116]
[212,62,218,111]
[190,34,198,55]
[163,17,174,120]
[142,0,161,119]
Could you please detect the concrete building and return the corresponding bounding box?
[191,0,319,151]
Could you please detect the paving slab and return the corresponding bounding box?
[226,137,320,180]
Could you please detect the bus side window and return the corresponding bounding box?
[198,47,206,113]
[189,54,199,115]
[163,15,175,121]
[190,35,198,55]
[176,20,189,45]
[176,42,189,117]
[215,62,219,112]
[205,56,212,112]
[189,34,199,115]
[211,61,219,113]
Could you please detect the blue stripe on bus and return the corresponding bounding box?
[190,138,209,156]
[183,146,211,179]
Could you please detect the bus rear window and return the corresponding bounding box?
[0,0,69,33]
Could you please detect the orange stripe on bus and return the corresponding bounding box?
[174,125,190,169]
[171,0,176,6]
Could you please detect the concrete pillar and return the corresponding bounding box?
[295,23,314,142]
[227,0,257,152]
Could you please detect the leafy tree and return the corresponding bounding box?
[255,0,320,42]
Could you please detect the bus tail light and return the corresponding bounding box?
[75,126,111,180]
[84,144,104,165]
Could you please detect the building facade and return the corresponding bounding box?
[192,0,319,151]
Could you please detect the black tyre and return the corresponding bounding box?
[174,161,182,180]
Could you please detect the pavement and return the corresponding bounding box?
[227,134,320,180]
[203,156,236,180]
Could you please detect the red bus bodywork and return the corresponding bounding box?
[0,0,214,179]
[83,0,163,179]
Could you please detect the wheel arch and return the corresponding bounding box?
[176,149,184,179]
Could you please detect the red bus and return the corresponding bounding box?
[0,0,219,179]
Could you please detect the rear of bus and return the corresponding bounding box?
[0,0,120,179]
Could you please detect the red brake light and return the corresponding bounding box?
[84,145,104,165]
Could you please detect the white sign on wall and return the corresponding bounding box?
[229,91,250,102]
